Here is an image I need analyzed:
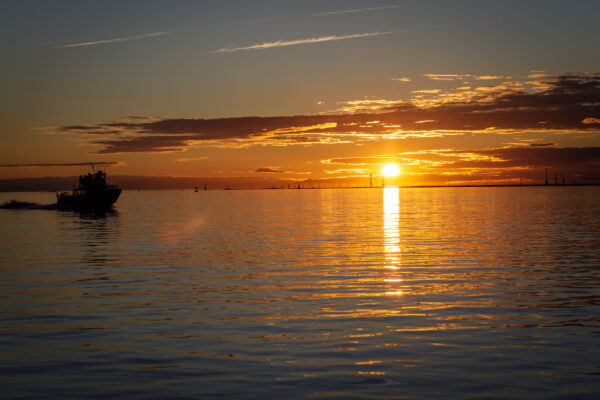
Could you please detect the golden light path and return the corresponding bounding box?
[383,187,403,295]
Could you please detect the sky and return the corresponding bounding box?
[1,0,599,187]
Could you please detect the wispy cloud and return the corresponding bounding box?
[528,73,550,78]
[54,31,168,48]
[324,168,371,175]
[423,73,471,81]
[0,161,120,168]
[411,89,441,94]
[474,75,508,80]
[176,157,208,162]
[213,31,393,53]
[312,5,403,17]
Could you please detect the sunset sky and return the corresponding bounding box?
[1,0,599,186]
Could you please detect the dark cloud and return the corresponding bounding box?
[60,125,125,135]
[55,74,600,154]
[446,147,600,169]
[113,116,335,137]
[254,167,285,173]
[95,135,193,154]
[125,116,157,120]
[527,142,555,147]
[421,146,600,184]
[0,161,120,168]
[62,125,98,131]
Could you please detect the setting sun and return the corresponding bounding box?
[381,163,400,177]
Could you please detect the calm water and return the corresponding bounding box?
[1,187,599,399]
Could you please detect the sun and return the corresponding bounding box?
[381,163,400,177]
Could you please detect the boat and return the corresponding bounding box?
[57,169,121,209]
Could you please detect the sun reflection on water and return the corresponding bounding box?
[383,187,403,295]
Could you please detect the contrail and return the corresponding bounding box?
[54,31,167,48]
[214,31,393,53]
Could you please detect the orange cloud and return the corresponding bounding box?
[528,73,550,78]
[52,74,600,154]
[411,89,441,94]
[176,157,208,162]
[582,117,600,124]
[423,74,470,81]
[474,75,508,80]
[324,168,370,175]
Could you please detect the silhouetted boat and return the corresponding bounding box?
[57,170,121,210]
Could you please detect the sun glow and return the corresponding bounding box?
[381,163,400,177]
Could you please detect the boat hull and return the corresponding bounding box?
[57,187,122,210]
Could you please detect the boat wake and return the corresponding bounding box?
[0,200,59,210]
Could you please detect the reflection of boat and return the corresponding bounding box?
[57,170,121,210]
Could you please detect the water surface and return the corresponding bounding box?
[1,187,599,399]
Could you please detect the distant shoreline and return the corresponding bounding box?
[1,182,599,192]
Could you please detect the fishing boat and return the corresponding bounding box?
[57,169,121,209]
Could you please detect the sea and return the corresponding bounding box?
[1,187,599,399]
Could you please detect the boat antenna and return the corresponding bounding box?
[91,162,96,173]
